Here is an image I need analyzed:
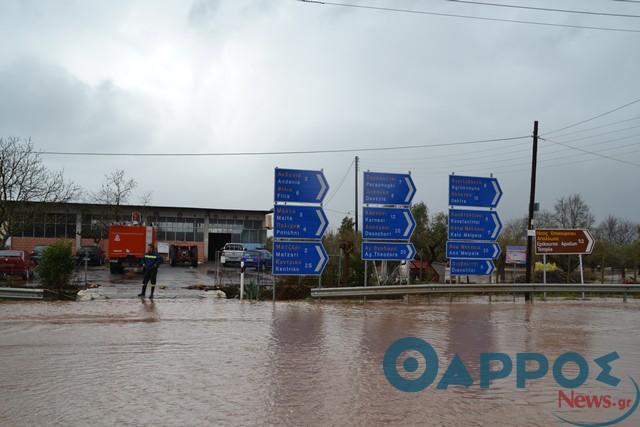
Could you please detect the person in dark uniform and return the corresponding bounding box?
[138,244,163,298]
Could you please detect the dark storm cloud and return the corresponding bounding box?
[0,58,156,153]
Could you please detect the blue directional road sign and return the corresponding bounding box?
[446,241,501,260]
[274,168,329,203]
[363,207,416,240]
[273,241,328,276]
[448,209,502,241]
[361,242,416,261]
[449,175,503,208]
[450,259,495,275]
[274,205,328,239]
[363,172,416,205]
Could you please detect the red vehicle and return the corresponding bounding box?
[0,250,35,279]
[169,245,198,267]
[108,225,157,274]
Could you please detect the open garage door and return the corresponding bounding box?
[208,233,231,261]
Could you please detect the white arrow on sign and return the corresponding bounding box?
[316,173,328,201]
[584,229,595,254]
[406,244,416,260]
[315,208,326,237]
[315,245,326,272]
[492,243,500,258]
[403,211,413,237]
[404,176,415,203]
[491,180,502,207]
[485,260,494,274]
[491,212,500,239]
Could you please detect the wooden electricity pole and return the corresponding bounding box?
[525,121,539,301]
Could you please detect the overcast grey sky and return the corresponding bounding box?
[1,0,640,228]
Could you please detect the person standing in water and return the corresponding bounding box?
[138,244,162,298]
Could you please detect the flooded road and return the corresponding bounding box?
[1,298,639,426]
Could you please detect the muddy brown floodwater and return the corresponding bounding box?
[1,298,639,426]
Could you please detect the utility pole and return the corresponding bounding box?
[355,156,359,233]
[525,121,539,301]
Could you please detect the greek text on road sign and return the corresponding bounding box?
[273,241,328,276]
[274,205,328,239]
[448,209,502,241]
[363,207,416,240]
[450,259,495,275]
[449,175,502,208]
[362,242,416,261]
[535,229,595,255]
[363,172,416,205]
[274,168,329,203]
[446,241,501,260]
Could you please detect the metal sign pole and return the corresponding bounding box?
[240,261,245,301]
[543,254,547,300]
[364,261,368,287]
[512,264,516,302]
[579,254,585,299]
[364,261,369,303]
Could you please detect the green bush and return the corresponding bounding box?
[38,241,75,290]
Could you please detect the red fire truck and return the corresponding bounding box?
[108,225,157,274]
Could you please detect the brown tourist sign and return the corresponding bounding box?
[534,229,595,255]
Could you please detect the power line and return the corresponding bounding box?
[358,120,639,169]
[553,126,640,143]
[363,130,640,170]
[541,137,640,167]
[542,96,640,135]
[296,0,640,33]
[445,0,640,19]
[325,207,354,216]
[548,115,640,139]
[367,142,640,173]
[410,146,640,176]
[37,135,528,157]
[363,133,640,172]
[360,140,531,166]
[325,159,354,204]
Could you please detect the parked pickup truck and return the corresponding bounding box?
[221,243,245,267]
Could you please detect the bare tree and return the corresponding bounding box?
[548,194,595,282]
[138,191,153,224]
[92,169,137,222]
[535,210,557,228]
[0,137,79,245]
[552,194,595,229]
[596,215,637,246]
[139,191,153,207]
[501,215,529,243]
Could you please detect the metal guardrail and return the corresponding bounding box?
[0,287,44,300]
[311,283,640,298]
